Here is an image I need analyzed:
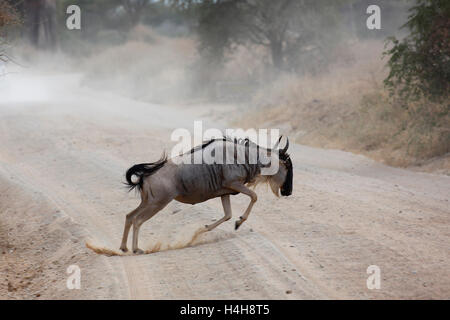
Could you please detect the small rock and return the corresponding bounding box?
[285,290,292,294]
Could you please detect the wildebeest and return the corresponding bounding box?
[120,136,292,254]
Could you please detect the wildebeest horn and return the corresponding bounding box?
[273,135,283,150]
[280,137,289,154]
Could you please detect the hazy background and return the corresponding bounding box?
[1,0,448,172]
[1,1,450,300]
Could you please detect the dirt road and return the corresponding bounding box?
[1,73,449,299]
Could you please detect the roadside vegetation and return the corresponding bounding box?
[2,0,448,172]
[0,0,20,65]
[235,0,449,171]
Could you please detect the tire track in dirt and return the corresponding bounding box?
[1,73,449,299]
[0,79,324,299]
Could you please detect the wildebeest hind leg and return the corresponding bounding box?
[132,200,172,254]
[120,202,146,252]
[205,195,232,231]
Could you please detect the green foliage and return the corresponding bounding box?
[384,0,450,102]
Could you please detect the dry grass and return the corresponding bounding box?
[81,25,197,103]
[222,44,270,81]
[236,40,450,172]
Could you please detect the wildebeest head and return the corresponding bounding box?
[268,136,293,197]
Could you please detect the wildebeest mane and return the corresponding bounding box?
[187,138,226,154]
[186,136,258,155]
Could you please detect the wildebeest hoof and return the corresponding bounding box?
[235,220,241,230]
[120,247,128,253]
[133,248,144,255]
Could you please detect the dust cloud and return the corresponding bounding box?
[85,226,209,257]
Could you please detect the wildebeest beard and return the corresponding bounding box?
[280,153,293,196]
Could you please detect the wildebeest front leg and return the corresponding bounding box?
[225,182,257,230]
[205,195,232,231]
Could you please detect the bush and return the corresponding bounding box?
[0,0,20,63]
[384,0,450,103]
[236,40,450,169]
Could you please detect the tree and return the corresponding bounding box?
[196,0,344,72]
[197,0,236,65]
[196,0,297,70]
[0,0,19,37]
[233,0,296,70]
[122,0,149,28]
[384,0,450,102]
[21,0,57,49]
[0,0,20,64]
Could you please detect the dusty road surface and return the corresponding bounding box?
[1,73,449,299]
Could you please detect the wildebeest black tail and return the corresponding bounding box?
[125,154,167,192]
